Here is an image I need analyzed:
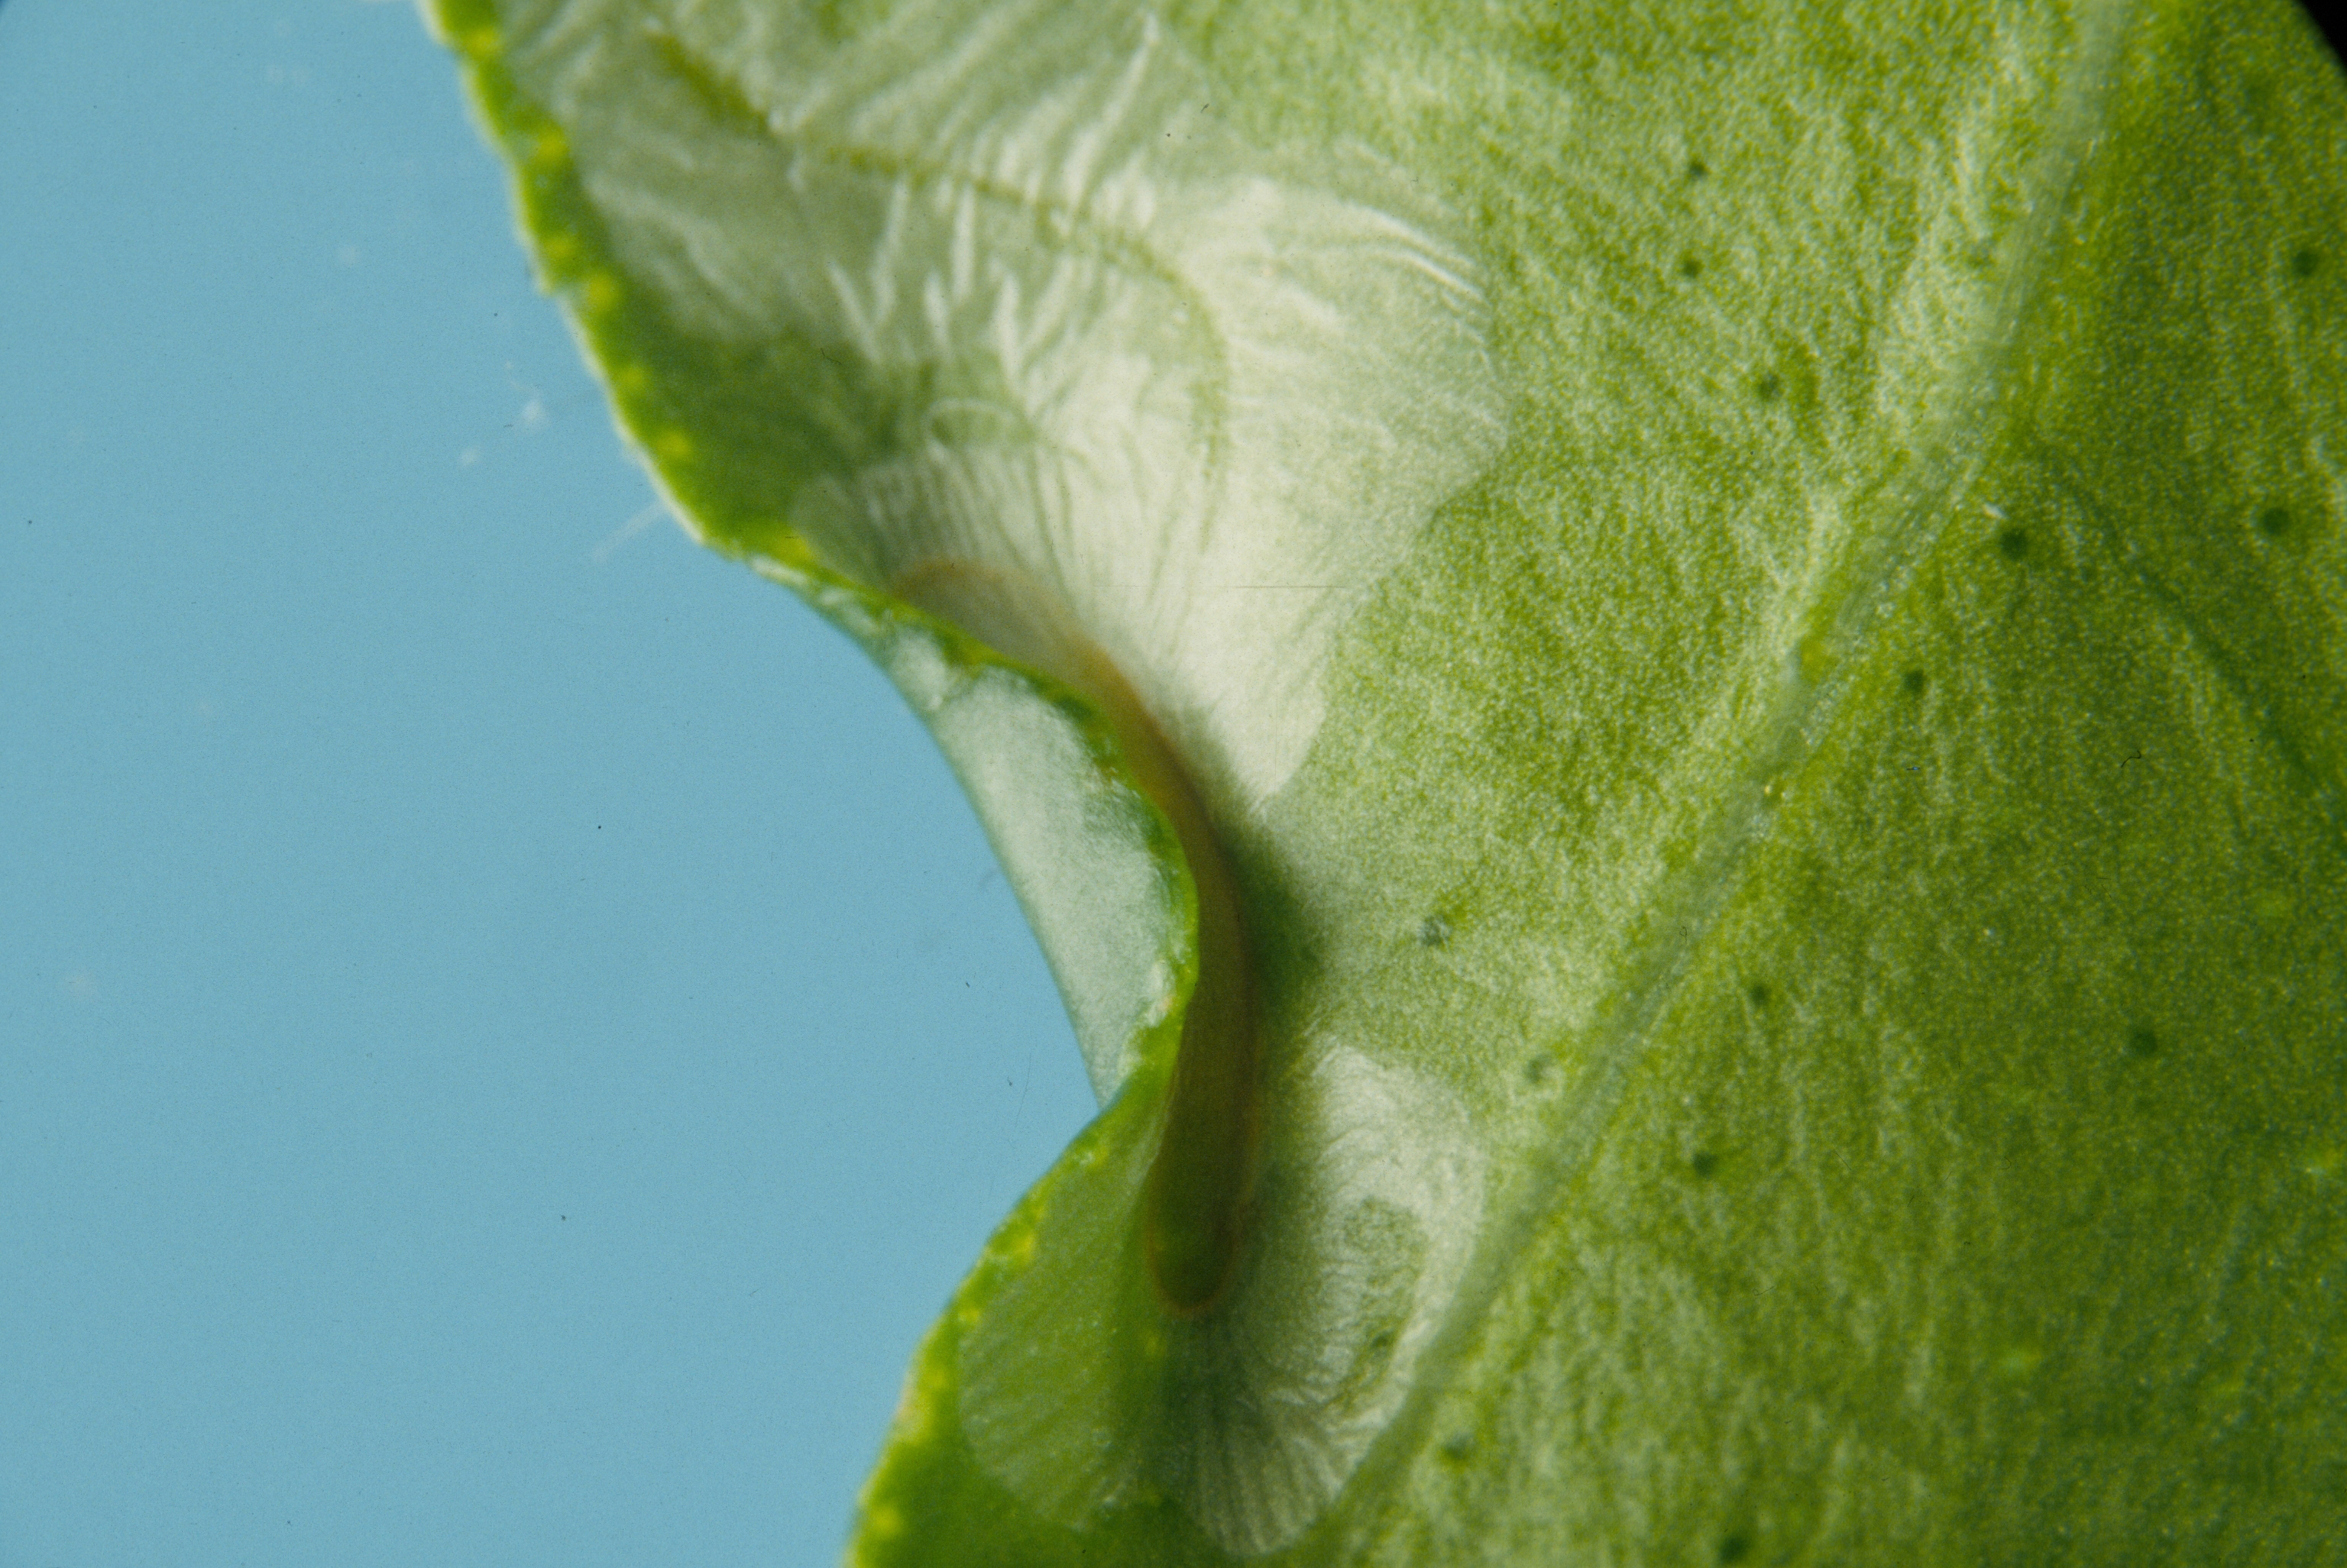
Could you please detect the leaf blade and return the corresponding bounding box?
[425,0,2347,1560]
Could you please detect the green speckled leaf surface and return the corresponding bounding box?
[425,0,2347,1560]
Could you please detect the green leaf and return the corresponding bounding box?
[425,0,2347,1560]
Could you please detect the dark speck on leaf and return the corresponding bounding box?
[1418,914,1452,947]
[1526,1052,1554,1085]
[1686,157,1709,181]
[1746,981,1771,1007]
[1902,669,1928,697]
[1997,528,2029,561]
[1717,1534,1753,1564]
[1439,1433,1474,1463]
[2257,505,2291,538]
[2291,247,2320,277]
[2126,1026,2160,1059]
[1679,254,1704,278]
[1691,1150,1720,1179]
[1754,372,1782,402]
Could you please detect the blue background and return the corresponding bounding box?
[0,3,1094,1563]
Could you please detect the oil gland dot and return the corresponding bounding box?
[579,272,624,316]
[2290,247,2320,278]
[2125,1026,2160,1059]
[1901,669,1928,697]
[1996,527,2029,561]
[2256,505,2291,538]
[1997,1344,2044,1379]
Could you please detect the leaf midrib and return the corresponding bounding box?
[1322,4,2142,1549]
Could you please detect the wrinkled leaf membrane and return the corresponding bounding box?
[423,0,2346,1560]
